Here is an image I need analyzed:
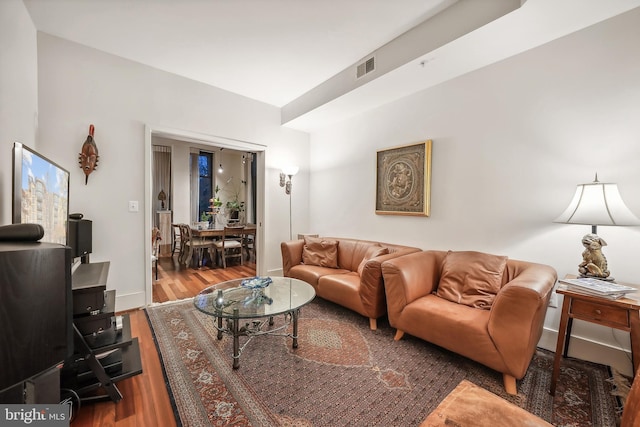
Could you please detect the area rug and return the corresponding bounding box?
[145,298,621,426]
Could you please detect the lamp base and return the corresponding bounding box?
[578,233,613,281]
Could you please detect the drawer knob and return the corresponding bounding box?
[595,309,602,315]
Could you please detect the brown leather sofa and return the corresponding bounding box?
[381,250,557,395]
[281,237,421,330]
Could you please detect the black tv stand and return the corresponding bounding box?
[62,261,142,403]
[0,242,72,404]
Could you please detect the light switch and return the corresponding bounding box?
[128,201,139,212]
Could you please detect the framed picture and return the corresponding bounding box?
[376,140,432,216]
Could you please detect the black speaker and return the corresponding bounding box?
[69,219,92,258]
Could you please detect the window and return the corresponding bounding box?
[198,152,213,221]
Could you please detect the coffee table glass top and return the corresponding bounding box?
[193,276,315,319]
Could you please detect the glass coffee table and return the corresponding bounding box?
[193,276,315,369]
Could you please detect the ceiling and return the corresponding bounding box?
[23,0,640,132]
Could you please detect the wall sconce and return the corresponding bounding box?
[279,166,299,239]
[554,174,640,280]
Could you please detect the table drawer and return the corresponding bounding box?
[571,299,629,328]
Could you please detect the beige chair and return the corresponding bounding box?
[213,226,245,268]
[179,224,215,268]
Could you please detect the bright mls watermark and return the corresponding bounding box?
[1,405,70,426]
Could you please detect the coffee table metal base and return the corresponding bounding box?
[214,307,301,369]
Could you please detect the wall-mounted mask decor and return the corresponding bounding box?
[79,124,99,184]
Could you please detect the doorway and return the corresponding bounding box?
[144,125,266,306]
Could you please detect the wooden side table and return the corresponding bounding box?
[549,277,640,395]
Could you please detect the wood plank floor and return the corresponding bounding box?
[70,256,255,426]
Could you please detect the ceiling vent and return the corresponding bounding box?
[356,56,376,79]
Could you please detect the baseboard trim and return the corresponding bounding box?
[267,268,284,276]
[116,291,146,312]
[539,327,633,377]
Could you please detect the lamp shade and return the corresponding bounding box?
[282,165,299,176]
[554,179,640,227]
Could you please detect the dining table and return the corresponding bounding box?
[190,224,256,238]
[188,224,257,267]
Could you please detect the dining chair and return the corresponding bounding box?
[179,224,215,269]
[151,226,161,280]
[243,224,256,262]
[171,223,182,257]
[213,226,245,268]
[177,224,188,264]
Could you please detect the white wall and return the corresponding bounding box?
[0,0,38,225]
[35,33,310,310]
[308,8,640,375]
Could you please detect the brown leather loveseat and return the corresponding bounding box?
[381,250,557,395]
[281,236,421,330]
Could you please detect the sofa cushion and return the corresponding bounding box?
[289,264,351,288]
[302,236,339,268]
[357,245,389,276]
[436,251,508,310]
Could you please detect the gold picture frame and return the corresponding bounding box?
[376,140,432,216]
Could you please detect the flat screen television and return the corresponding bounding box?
[12,142,70,245]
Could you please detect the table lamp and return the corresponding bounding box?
[554,174,640,280]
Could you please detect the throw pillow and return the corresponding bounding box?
[357,245,389,276]
[302,236,339,268]
[436,251,508,310]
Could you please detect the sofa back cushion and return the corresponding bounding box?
[436,251,508,310]
[302,236,339,268]
[356,245,389,276]
[323,237,420,270]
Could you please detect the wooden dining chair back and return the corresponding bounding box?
[179,223,214,269]
[151,227,161,280]
[243,224,256,262]
[171,223,182,257]
[213,226,245,268]
[177,224,189,264]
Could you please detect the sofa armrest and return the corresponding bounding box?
[358,248,422,316]
[381,251,443,321]
[488,263,557,378]
[281,240,304,276]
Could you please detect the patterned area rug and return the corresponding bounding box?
[145,298,621,426]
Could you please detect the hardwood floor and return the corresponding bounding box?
[71,255,255,426]
[152,254,256,303]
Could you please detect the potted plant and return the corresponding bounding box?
[211,185,223,208]
[226,197,245,220]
